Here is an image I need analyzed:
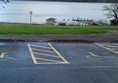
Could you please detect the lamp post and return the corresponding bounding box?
[29,11,33,24]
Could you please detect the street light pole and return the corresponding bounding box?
[30,11,33,24]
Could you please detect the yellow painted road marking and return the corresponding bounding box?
[28,44,38,64]
[33,43,49,45]
[36,57,66,63]
[31,44,51,49]
[28,43,69,64]
[32,48,55,53]
[95,43,118,55]
[88,52,98,57]
[48,43,69,64]
[31,62,67,64]
[33,52,60,58]
[32,44,50,47]
[33,43,49,46]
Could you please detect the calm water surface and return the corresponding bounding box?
[0,1,110,23]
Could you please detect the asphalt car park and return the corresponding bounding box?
[0,42,118,83]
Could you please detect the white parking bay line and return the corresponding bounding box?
[104,45,118,48]
[114,43,118,46]
[88,52,98,57]
[95,43,118,55]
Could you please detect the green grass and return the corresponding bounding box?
[0,23,118,34]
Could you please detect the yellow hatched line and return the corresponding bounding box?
[33,52,60,58]
[31,44,51,49]
[33,62,68,64]
[32,48,55,53]
[95,43,118,55]
[35,57,65,63]
[33,43,49,46]
[34,43,49,45]
[28,44,38,64]
[28,43,69,64]
[48,43,69,64]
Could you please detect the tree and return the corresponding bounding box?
[103,0,118,20]
[2,0,9,3]
[1,0,9,8]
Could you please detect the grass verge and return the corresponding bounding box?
[0,23,118,34]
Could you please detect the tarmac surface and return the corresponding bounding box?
[0,42,118,83]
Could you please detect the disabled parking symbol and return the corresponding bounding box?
[0,53,17,61]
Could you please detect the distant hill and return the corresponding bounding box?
[21,0,117,3]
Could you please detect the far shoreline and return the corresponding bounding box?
[11,0,112,3]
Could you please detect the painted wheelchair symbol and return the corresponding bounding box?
[0,53,17,61]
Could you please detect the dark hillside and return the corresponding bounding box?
[21,0,118,2]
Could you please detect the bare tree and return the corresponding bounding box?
[2,0,9,3]
[103,2,118,20]
[0,0,9,8]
